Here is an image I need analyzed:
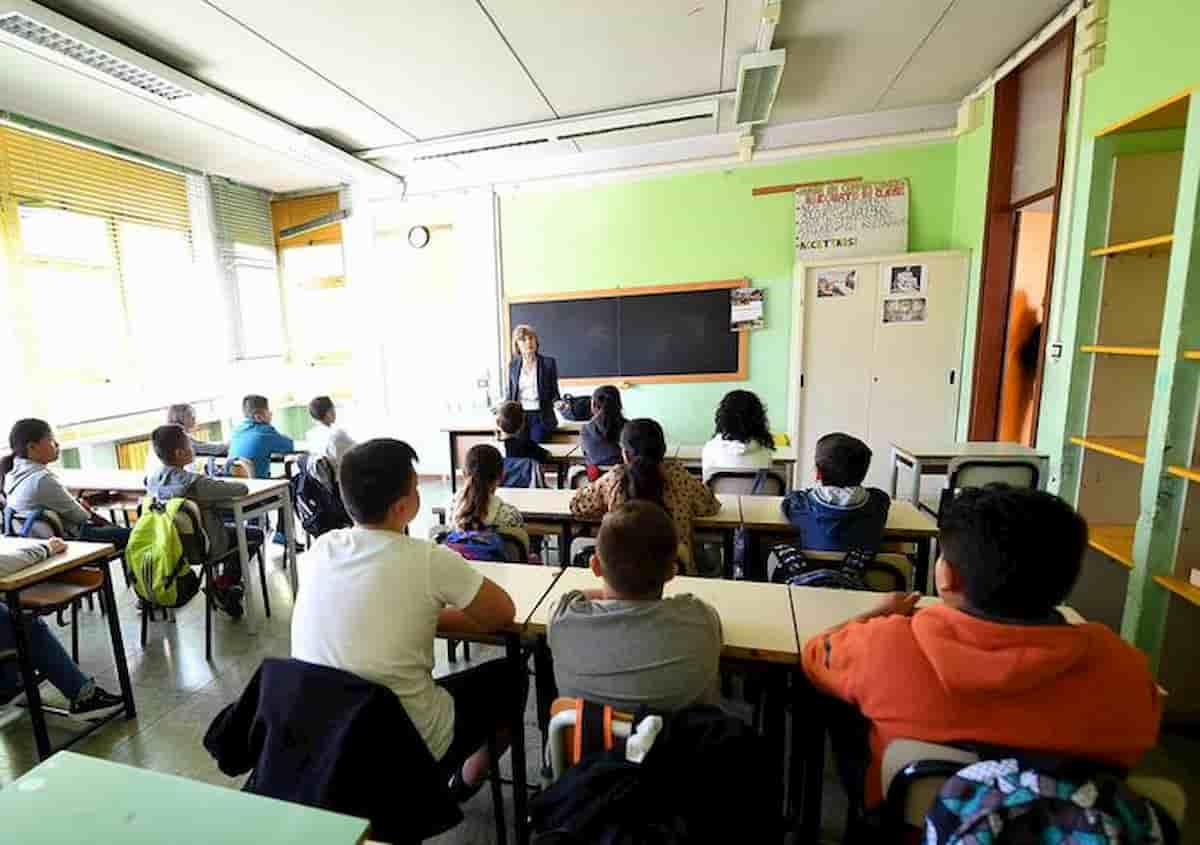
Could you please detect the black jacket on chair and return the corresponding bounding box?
[506,353,561,432]
[203,657,462,844]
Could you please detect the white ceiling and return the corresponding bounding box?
[3,0,1070,192]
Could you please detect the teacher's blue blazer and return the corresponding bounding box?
[506,353,561,431]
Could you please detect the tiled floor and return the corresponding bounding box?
[1,483,1197,843]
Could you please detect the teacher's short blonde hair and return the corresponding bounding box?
[512,324,539,356]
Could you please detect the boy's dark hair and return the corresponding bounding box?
[496,401,525,436]
[940,484,1086,619]
[596,501,678,598]
[338,438,420,525]
[815,432,872,487]
[242,394,269,418]
[151,425,190,464]
[714,389,776,452]
[308,395,334,422]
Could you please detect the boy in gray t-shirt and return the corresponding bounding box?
[548,501,723,712]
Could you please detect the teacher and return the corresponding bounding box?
[506,324,561,443]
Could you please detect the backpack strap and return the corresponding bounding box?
[6,506,49,538]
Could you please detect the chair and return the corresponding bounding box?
[775,549,915,592]
[706,469,789,495]
[545,696,637,782]
[137,498,269,661]
[882,739,1187,835]
[936,456,1045,521]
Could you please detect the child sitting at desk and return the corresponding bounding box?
[306,395,355,469]
[495,401,550,463]
[0,538,125,719]
[780,432,889,553]
[579,385,626,476]
[801,485,1162,810]
[701,389,776,482]
[1,419,131,551]
[570,418,719,574]
[166,403,227,457]
[549,501,722,712]
[449,444,528,549]
[229,395,295,547]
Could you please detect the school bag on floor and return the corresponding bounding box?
[124,496,201,608]
[925,756,1175,845]
[443,529,507,562]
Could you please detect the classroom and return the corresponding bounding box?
[0,0,1196,842]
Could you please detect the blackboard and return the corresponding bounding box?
[507,280,748,383]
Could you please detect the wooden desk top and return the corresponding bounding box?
[738,496,937,538]
[500,489,741,528]
[0,753,369,844]
[468,561,558,626]
[57,469,289,497]
[0,540,115,591]
[891,441,1047,461]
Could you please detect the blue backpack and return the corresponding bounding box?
[444,529,507,562]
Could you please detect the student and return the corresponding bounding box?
[495,401,550,463]
[229,394,294,480]
[549,501,722,712]
[570,418,719,574]
[1,419,131,550]
[0,537,125,719]
[579,385,626,475]
[450,444,525,535]
[701,389,775,481]
[781,432,889,553]
[306,395,355,469]
[146,424,253,615]
[291,438,523,800]
[802,485,1162,809]
[166,403,227,457]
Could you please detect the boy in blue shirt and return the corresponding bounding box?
[781,432,890,553]
[229,394,295,547]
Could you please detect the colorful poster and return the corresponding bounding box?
[815,268,857,298]
[794,179,909,262]
[731,287,765,331]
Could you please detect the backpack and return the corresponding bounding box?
[558,394,593,421]
[124,497,201,608]
[444,529,508,562]
[289,459,351,538]
[767,543,875,589]
[926,757,1174,845]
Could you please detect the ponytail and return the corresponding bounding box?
[592,385,627,445]
[454,444,504,531]
[618,418,667,508]
[3,418,52,491]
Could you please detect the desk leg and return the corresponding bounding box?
[505,633,529,845]
[560,521,573,567]
[763,668,787,821]
[101,565,136,719]
[534,636,555,745]
[915,537,933,596]
[6,589,50,759]
[909,458,923,507]
[448,433,459,495]
[889,448,900,499]
[232,502,252,607]
[723,528,735,580]
[281,492,299,597]
[791,673,825,843]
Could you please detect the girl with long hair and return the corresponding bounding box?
[451,444,525,534]
[701,389,776,481]
[579,385,626,478]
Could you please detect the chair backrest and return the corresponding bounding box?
[501,457,546,489]
[793,550,914,592]
[946,456,1043,492]
[545,697,636,781]
[707,469,788,495]
[3,507,65,540]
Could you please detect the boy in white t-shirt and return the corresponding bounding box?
[291,438,521,800]
[306,395,355,468]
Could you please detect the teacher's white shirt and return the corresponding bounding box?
[518,362,540,411]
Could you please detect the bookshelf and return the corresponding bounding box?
[1061,88,1200,720]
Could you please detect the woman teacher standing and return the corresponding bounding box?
[506,324,561,443]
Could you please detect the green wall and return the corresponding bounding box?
[500,142,958,443]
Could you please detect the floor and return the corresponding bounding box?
[1,480,1197,843]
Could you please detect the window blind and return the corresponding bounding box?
[0,126,190,232]
[210,176,275,262]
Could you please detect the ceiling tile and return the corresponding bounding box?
[482,0,726,116]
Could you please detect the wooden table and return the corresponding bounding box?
[739,496,939,592]
[889,440,1048,507]
[0,539,134,759]
[443,419,584,493]
[0,752,370,843]
[57,469,300,599]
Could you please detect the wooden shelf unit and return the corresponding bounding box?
[1088,524,1135,569]
[1080,345,1158,357]
[1154,575,1200,607]
[1089,234,1174,257]
[1069,435,1148,464]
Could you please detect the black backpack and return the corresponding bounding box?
[289,460,352,539]
[558,394,593,421]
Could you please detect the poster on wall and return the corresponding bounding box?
[794,179,909,262]
[816,268,857,298]
[887,264,926,295]
[882,297,928,325]
[730,287,765,331]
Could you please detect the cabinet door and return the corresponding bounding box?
[797,262,879,488]
[866,254,968,492]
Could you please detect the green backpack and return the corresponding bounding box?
[124,496,202,608]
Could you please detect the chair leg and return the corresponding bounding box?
[487,733,508,845]
[140,602,149,648]
[205,569,213,662]
[463,641,471,662]
[257,547,270,618]
[71,601,79,663]
[447,639,459,662]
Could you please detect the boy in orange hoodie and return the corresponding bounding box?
[802,484,1162,809]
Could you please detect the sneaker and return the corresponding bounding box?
[69,687,125,721]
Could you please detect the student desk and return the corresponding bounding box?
[0,539,134,759]
[443,419,583,493]
[0,752,371,844]
[57,469,301,599]
[739,496,939,592]
[672,443,800,481]
[889,440,1048,508]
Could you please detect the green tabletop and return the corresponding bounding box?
[0,753,370,844]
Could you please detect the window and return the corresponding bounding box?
[281,242,350,364]
[234,261,286,359]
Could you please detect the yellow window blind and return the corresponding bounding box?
[0,125,190,232]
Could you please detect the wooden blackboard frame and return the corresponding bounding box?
[504,278,750,385]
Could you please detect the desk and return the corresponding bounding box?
[0,539,134,759]
[889,441,1048,507]
[738,496,938,592]
[443,419,584,493]
[0,752,370,843]
[57,469,300,599]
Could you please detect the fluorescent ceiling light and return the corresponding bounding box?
[734,48,786,126]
